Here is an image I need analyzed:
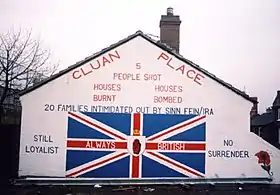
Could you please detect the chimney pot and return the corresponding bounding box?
[167,7,174,15]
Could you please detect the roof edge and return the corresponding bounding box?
[137,33,257,104]
[19,31,144,96]
[19,30,256,104]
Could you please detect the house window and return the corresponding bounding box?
[278,128,280,144]
[278,108,280,121]
[256,127,262,137]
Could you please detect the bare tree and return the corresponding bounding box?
[0,28,58,122]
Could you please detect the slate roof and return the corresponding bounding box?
[251,91,280,126]
[18,31,257,103]
[251,111,274,126]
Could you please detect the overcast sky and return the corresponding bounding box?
[1,0,279,113]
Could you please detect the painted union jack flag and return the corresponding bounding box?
[66,112,206,179]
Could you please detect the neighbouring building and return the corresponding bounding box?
[0,67,48,125]
[251,91,280,149]
[0,86,21,125]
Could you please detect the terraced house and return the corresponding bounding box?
[251,91,280,149]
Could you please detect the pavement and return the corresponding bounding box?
[2,184,280,195]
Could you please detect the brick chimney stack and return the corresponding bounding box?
[159,7,181,53]
[250,97,258,117]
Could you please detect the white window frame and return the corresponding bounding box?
[257,127,262,137]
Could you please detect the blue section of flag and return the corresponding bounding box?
[67,117,112,139]
[143,114,196,137]
[82,156,130,178]
[142,155,186,178]
[162,153,205,174]
[66,151,112,170]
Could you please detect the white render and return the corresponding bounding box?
[19,35,280,183]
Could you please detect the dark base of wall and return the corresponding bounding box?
[0,124,20,186]
[2,184,280,195]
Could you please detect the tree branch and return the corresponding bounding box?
[0,28,59,122]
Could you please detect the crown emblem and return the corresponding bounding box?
[133,129,140,135]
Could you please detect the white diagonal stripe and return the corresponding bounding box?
[146,115,206,141]
[143,151,205,178]
[66,151,129,177]
[69,112,128,140]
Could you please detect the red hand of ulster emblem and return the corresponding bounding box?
[133,139,141,155]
